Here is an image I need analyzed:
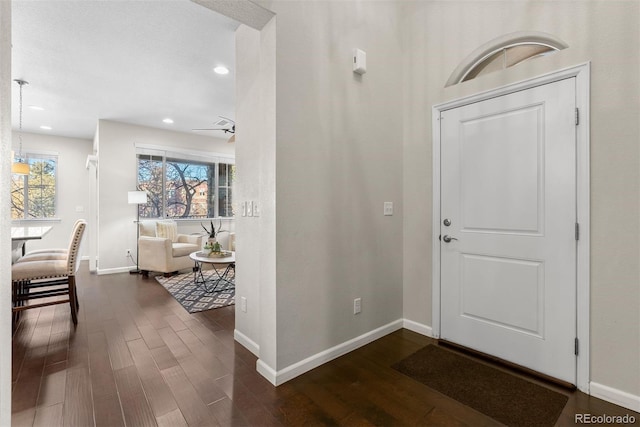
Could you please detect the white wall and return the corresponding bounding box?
[402,0,640,400]
[11,132,93,257]
[0,2,12,422]
[234,21,277,361]
[95,120,234,273]
[265,0,405,371]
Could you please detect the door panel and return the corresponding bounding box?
[461,254,544,337]
[440,78,576,384]
[460,105,543,234]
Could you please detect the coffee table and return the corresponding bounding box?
[189,251,235,293]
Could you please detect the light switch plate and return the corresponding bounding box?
[384,202,393,216]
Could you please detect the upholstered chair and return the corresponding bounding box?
[137,220,202,276]
[11,220,87,326]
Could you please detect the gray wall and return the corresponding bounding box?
[269,0,405,370]
[233,0,640,402]
[401,0,640,397]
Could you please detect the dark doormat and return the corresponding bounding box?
[392,345,568,427]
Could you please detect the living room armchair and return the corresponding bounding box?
[138,220,202,276]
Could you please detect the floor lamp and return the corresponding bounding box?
[128,191,148,274]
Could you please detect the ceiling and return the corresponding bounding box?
[11,0,239,140]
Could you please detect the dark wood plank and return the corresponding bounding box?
[93,394,126,427]
[156,408,188,427]
[150,345,179,371]
[44,331,70,367]
[176,328,229,380]
[87,331,125,427]
[36,361,67,408]
[102,319,135,370]
[157,327,192,361]
[138,324,166,349]
[208,396,251,426]
[164,314,188,332]
[127,338,180,417]
[63,366,94,427]
[11,407,36,427]
[113,365,157,427]
[160,364,220,427]
[13,263,640,427]
[33,403,64,427]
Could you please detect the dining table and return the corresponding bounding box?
[11,225,53,263]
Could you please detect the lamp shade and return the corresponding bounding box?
[12,161,30,175]
[127,191,148,205]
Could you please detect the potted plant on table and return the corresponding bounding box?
[202,220,225,255]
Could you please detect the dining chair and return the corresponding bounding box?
[11,220,86,326]
[16,219,84,262]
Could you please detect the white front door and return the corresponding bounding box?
[440,78,577,384]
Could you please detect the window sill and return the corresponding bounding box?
[12,218,62,224]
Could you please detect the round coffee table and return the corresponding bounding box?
[189,251,235,293]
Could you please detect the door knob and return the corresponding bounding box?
[443,219,451,226]
[442,235,458,243]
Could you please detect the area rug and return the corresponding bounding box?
[155,269,235,313]
[392,345,568,427]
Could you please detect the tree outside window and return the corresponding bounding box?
[137,153,234,219]
[11,154,57,219]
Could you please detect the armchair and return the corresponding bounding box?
[138,220,202,276]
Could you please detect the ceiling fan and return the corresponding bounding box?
[192,117,235,143]
[192,116,235,134]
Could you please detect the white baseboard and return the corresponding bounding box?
[590,382,640,413]
[256,359,277,385]
[96,266,135,275]
[257,319,404,386]
[402,319,433,337]
[234,329,259,357]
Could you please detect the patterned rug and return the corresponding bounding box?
[155,268,235,313]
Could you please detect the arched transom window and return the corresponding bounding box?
[446,32,569,87]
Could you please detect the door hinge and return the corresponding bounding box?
[575,108,579,126]
[574,337,579,356]
[575,223,580,241]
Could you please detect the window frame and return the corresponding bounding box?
[135,145,235,220]
[11,150,59,221]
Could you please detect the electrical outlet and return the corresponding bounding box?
[354,298,362,315]
[125,249,132,257]
[241,296,247,313]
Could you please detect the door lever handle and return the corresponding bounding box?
[442,235,458,243]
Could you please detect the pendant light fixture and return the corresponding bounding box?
[12,79,30,176]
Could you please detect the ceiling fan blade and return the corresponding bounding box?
[191,128,227,131]
[217,116,236,124]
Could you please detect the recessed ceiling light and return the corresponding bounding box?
[163,118,174,124]
[40,125,52,130]
[213,66,229,75]
[29,105,44,111]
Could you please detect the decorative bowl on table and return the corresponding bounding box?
[207,250,231,258]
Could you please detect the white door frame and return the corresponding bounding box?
[431,62,590,393]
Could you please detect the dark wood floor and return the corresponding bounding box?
[12,263,639,426]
